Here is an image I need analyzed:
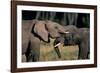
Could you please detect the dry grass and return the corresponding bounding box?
[39,39,79,61]
[22,39,79,62]
[39,45,79,61]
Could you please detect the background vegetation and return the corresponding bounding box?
[22,10,90,28]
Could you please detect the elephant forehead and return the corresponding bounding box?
[57,25,66,32]
[46,22,55,27]
[45,23,56,32]
[46,21,62,30]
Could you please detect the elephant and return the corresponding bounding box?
[22,20,41,61]
[53,25,90,59]
[77,28,90,59]
[22,20,68,62]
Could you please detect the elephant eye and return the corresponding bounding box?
[55,26,58,29]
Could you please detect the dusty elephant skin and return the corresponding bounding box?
[53,25,90,59]
[22,20,67,62]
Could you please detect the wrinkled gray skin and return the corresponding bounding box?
[22,20,67,62]
[78,28,90,59]
[54,25,90,59]
[22,20,41,61]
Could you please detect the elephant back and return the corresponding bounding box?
[78,28,89,42]
[22,19,38,32]
[64,25,78,34]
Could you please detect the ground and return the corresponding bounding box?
[22,39,79,62]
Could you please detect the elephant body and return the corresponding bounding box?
[53,25,90,59]
[78,28,90,59]
[22,31,30,55]
[22,20,67,62]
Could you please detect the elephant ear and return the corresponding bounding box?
[33,21,49,42]
[45,20,61,38]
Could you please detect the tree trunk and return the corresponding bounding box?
[49,12,56,21]
[35,11,41,19]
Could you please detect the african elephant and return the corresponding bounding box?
[78,28,90,59]
[22,20,68,62]
[53,25,90,59]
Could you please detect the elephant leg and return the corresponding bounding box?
[87,40,90,59]
[32,49,40,61]
[29,44,40,62]
[25,51,32,62]
[30,35,41,62]
[25,51,35,62]
[26,44,40,62]
[22,42,30,62]
[25,41,33,62]
[87,51,90,59]
[78,42,89,59]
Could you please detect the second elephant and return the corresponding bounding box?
[53,25,90,59]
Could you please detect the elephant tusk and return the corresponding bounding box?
[54,43,61,47]
[64,31,70,34]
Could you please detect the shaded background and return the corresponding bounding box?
[22,10,90,28]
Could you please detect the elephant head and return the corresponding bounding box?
[32,20,68,43]
[63,25,81,45]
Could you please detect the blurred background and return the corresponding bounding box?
[22,10,90,28]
